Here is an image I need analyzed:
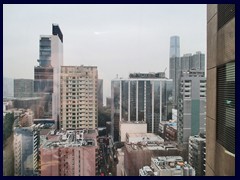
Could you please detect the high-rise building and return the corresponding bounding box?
[169,36,180,107]
[170,51,206,107]
[170,36,180,58]
[60,66,98,130]
[14,79,34,98]
[98,79,103,109]
[40,129,98,176]
[177,70,206,145]
[206,4,235,175]
[111,72,173,141]
[188,134,206,176]
[14,127,39,176]
[34,24,63,125]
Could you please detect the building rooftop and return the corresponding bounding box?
[41,129,98,149]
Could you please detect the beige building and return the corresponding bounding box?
[119,121,147,142]
[60,66,98,130]
[206,4,235,175]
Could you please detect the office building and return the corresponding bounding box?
[60,66,98,130]
[111,72,173,141]
[177,70,206,145]
[14,127,39,176]
[206,4,235,175]
[181,52,205,74]
[34,24,63,125]
[188,134,206,176]
[98,79,103,109]
[169,36,180,107]
[40,129,98,176]
[14,79,34,98]
[170,36,180,58]
[170,50,205,107]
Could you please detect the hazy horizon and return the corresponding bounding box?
[3,4,206,104]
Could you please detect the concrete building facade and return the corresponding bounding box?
[119,121,147,142]
[177,70,206,145]
[14,127,39,176]
[40,129,98,176]
[139,156,195,176]
[206,4,235,176]
[60,66,98,130]
[188,134,206,176]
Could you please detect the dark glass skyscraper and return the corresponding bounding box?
[34,24,63,123]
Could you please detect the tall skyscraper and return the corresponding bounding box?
[206,4,235,175]
[169,36,180,107]
[34,24,63,124]
[60,66,98,130]
[170,51,205,107]
[177,70,206,145]
[170,36,180,58]
[111,72,173,141]
[14,79,34,98]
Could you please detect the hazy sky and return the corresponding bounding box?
[3,4,206,103]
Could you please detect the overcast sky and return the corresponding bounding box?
[3,4,206,104]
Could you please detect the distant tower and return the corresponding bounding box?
[170,36,180,58]
[169,36,181,107]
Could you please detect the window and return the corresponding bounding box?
[217,61,235,154]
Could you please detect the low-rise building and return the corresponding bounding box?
[40,129,99,176]
[139,156,195,176]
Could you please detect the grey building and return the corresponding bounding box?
[3,77,14,98]
[14,127,39,176]
[177,70,206,145]
[170,36,180,58]
[170,51,206,107]
[169,36,181,107]
[98,79,103,109]
[188,134,206,176]
[111,72,173,142]
[170,56,182,107]
[14,79,34,98]
[206,4,235,175]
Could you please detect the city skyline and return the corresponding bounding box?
[3,4,206,103]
